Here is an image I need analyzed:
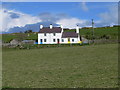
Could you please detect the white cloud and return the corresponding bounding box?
[95,5,118,27]
[0,4,118,33]
[56,18,87,29]
[0,8,41,32]
[57,5,118,29]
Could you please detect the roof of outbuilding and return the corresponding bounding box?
[62,32,78,38]
[39,27,62,33]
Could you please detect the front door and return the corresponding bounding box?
[68,38,70,44]
[40,39,43,44]
[57,39,60,44]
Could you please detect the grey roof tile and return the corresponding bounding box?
[39,27,62,33]
[62,32,78,38]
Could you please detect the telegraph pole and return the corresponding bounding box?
[92,19,94,43]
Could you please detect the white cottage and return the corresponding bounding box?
[38,24,82,44]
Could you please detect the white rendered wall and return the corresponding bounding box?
[38,33,81,44]
[60,38,80,44]
[38,33,62,44]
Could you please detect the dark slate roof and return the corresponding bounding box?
[39,27,62,33]
[62,32,78,38]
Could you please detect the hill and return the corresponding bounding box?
[2,26,118,43]
[65,26,118,40]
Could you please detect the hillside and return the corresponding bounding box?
[65,26,118,40]
[2,26,118,43]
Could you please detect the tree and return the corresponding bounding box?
[28,30,32,33]
[24,30,33,33]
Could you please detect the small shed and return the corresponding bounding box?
[21,40,35,44]
[82,37,89,44]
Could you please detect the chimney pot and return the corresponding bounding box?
[76,25,79,33]
[60,24,63,29]
[50,24,53,29]
[40,24,43,29]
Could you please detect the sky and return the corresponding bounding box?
[0,2,118,33]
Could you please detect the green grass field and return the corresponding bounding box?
[2,44,118,88]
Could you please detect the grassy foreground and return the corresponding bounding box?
[2,44,118,88]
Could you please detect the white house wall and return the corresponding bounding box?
[38,33,62,44]
[61,38,80,44]
[38,33,81,44]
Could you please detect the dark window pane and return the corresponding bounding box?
[44,39,46,42]
[62,39,64,42]
[44,33,46,36]
[53,33,56,36]
[53,39,55,42]
[72,39,74,42]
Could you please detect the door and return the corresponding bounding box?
[40,39,43,44]
[57,39,60,44]
[68,38,70,44]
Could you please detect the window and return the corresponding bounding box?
[44,39,47,42]
[72,39,74,42]
[53,33,56,36]
[62,39,64,42]
[44,33,46,36]
[53,39,56,42]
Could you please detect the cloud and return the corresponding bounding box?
[0,8,41,33]
[38,12,59,22]
[81,2,89,12]
[1,4,118,33]
[95,5,118,27]
[57,5,118,28]
[56,18,87,29]
[38,12,69,22]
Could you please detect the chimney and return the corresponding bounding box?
[60,24,64,33]
[76,25,79,33]
[50,24,53,29]
[40,24,43,29]
[60,24,63,29]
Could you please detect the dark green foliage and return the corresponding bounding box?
[24,30,33,33]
